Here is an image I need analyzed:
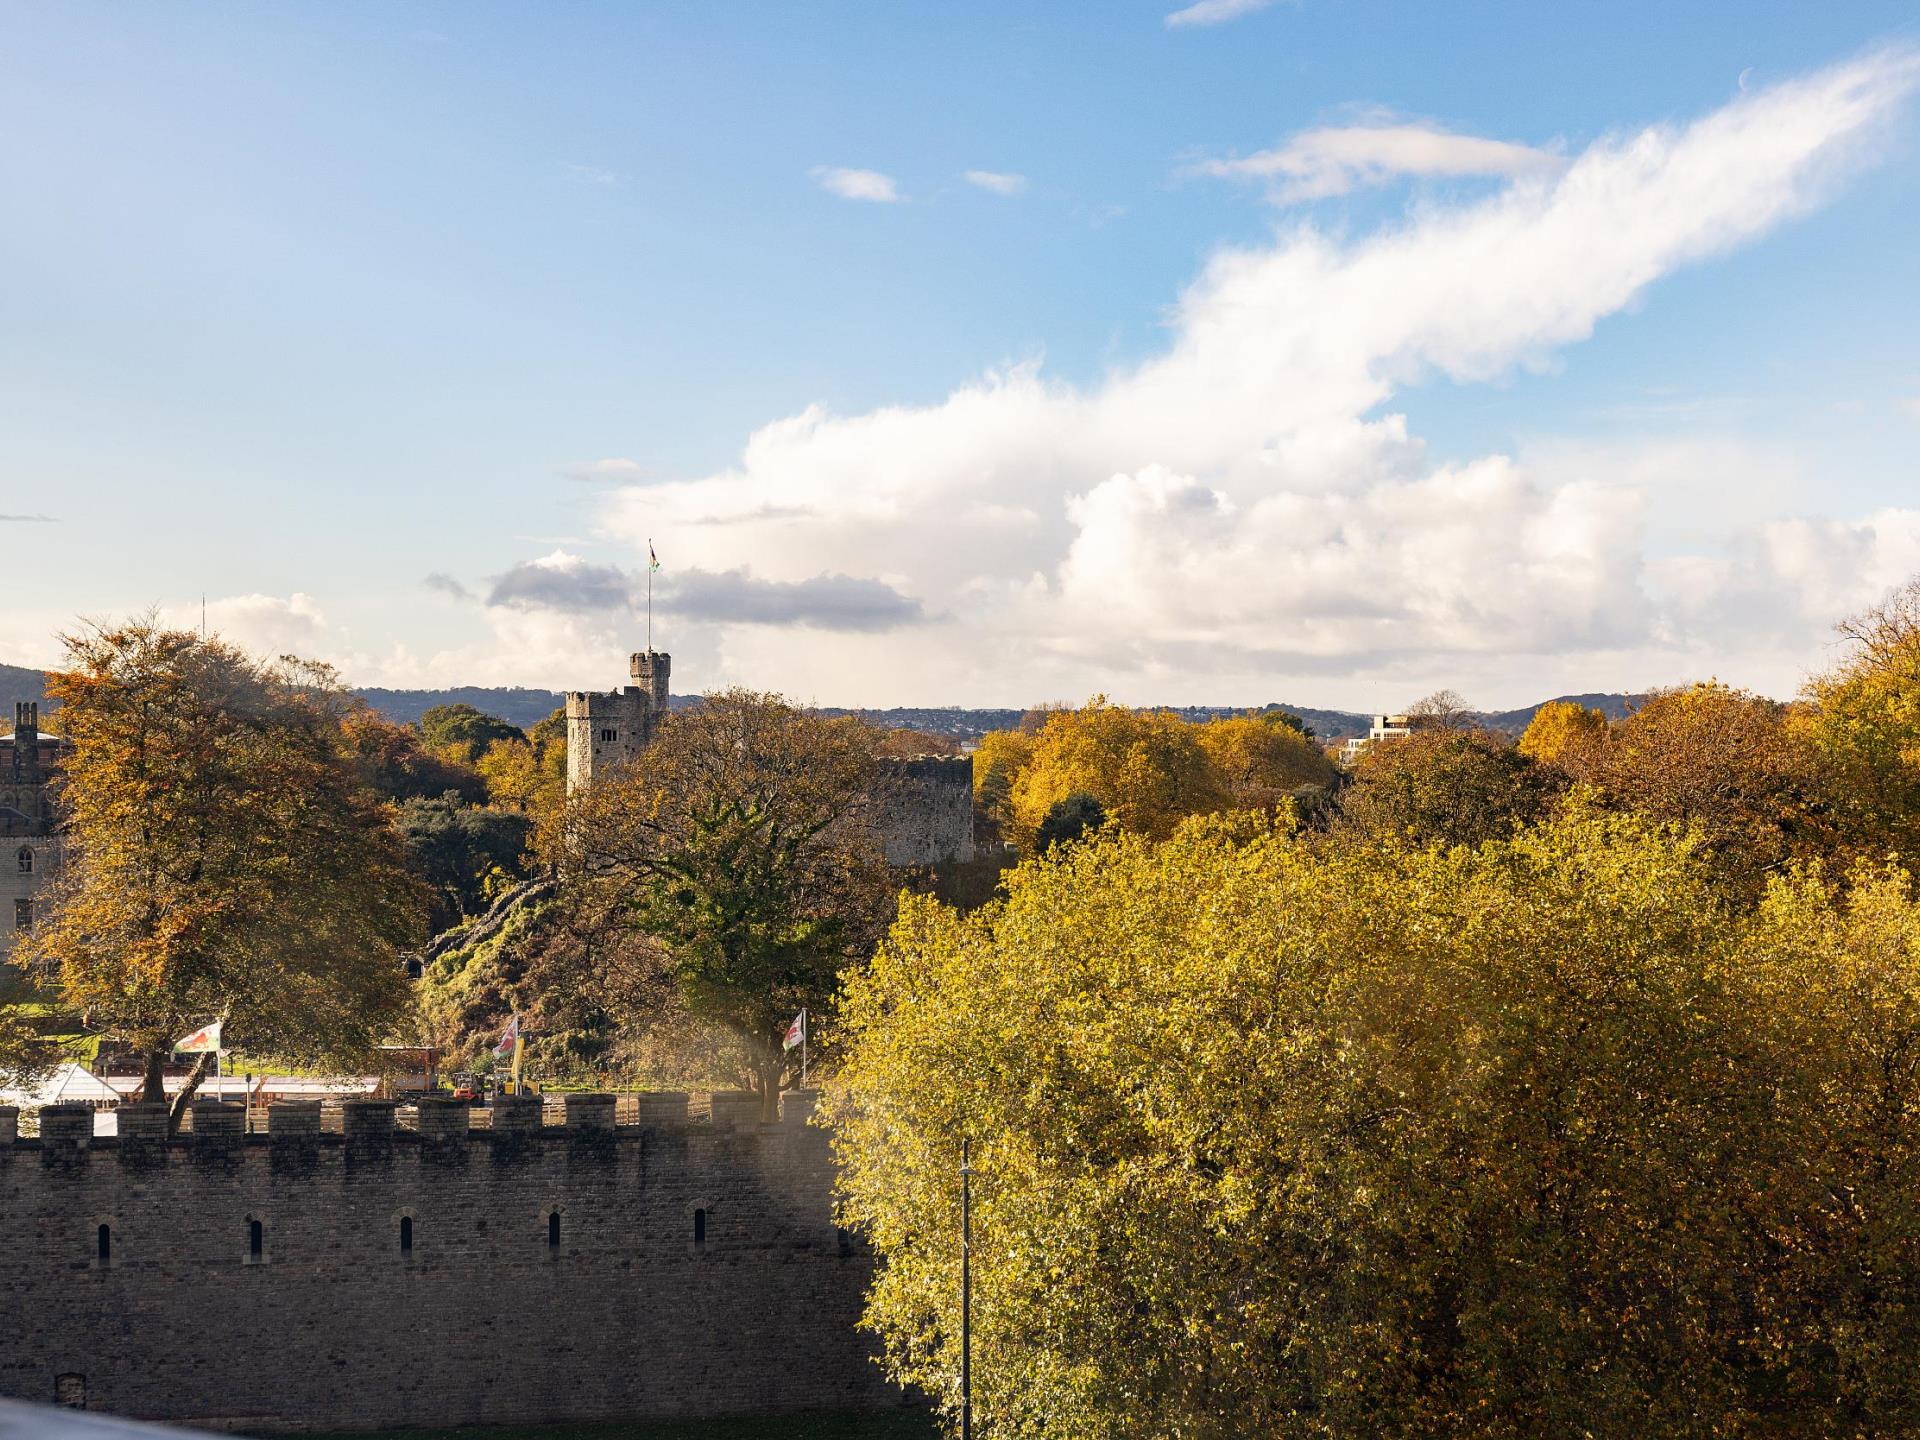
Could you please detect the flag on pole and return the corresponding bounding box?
[649,540,661,573]
[175,1020,223,1054]
[783,1010,806,1052]
[493,1014,521,1059]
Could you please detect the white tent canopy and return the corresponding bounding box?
[0,1061,122,1109]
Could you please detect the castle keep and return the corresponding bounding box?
[0,1092,899,1430]
[1,702,62,962]
[565,649,975,868]
[564,649,672,794]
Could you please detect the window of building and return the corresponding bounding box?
[600,729,618,743]
[54,1375,85,1410]
[16,846,31,874]
[96,1225,111,1264]
[547,1211,561,1250]
[693,1208,707,1248]
[248,1219,264,1259]
[400,1216,413,1254]
[13,898,29,931]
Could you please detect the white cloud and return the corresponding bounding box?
[1166,0,1277,29]
[811,166,902,203]
[160,593,335,660]
[1192,118,1563,202]
[965,169,1029,197]
[562,457,650,483]
[571,48,1920,707]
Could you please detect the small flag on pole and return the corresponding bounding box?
[175,1020,223,1054]
[649,540,661,573]
[783,1010,806,1052]
[493,1014,521,1059]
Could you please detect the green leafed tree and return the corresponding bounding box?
[559,690,889,1118]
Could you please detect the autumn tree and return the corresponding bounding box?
[1516,698,1610,777]
[1798,580,1920,862]
[1406,688,1480,731]
[828,812,1920,1438]
[1195,710,1336,810]
[559,690,889,1118]
[971,728,1035,841]
[1338,728,1561,849]
[1008,698,1225,847]
[22,621,425,1126]
[341,707,486,803]
[417,703,524,763]
[1593,681,1832,900]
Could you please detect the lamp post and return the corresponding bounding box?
[961,1137,973,1440]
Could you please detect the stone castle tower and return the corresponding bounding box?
[564,651,670,794]
[2,702,63,958]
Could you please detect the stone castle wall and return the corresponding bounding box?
[872,757,975,868]
[0,1094,900,1432]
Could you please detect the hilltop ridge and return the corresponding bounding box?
[2,660,1645,744]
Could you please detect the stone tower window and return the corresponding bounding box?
[15,846,31,874]
[400,1216,413,1254]
[600,728,618,743]
[547,1210,561,1250]
[249,1219,264,1259]
[693,1208,707,1248]
[13,898,29,931]
[96,1224,111,1264]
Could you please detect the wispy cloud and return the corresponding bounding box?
[666,568,928,631]
[562,161,625,188]
[811,166,903,203]
[1191,117,1563,201]
[561,457,650,483]
[965,169,1028,197]
[0,513,56,523]
[424,573,473,602]
[1166,0,1277,29]
[487,552,635,614]
[483,550,925,632]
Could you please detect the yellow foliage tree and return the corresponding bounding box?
[1007,698,1225,847]
[1516,698,1610,774]
[1194,711,1335,809]
[828,813,1920,1438]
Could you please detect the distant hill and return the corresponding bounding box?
[355,686,568,729]
[0,662,47,720]
[0,662,1645,744]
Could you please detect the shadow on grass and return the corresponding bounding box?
[278,1411,940,1440]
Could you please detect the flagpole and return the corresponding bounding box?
[801,1008,808,1088]
[647,538,654,652]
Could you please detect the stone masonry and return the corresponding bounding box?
[0,1092,901,1432]
[0,702,63,965]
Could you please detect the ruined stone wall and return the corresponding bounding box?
[872,757,975,867]
[0,1094,899,1433]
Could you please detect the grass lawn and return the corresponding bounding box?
[282,1411,940,1440]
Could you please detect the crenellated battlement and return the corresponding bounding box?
[0,1090,898,1432]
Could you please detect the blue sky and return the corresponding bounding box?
[4,2,1918,708]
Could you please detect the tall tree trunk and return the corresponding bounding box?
[756,1049,783,1123]
[166,1051,216,1134]
[137,1049,167,1106]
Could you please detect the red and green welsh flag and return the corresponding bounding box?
[175,1020,223,1054]
[783,1010,806,1053]
[493,1014,521,1059]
